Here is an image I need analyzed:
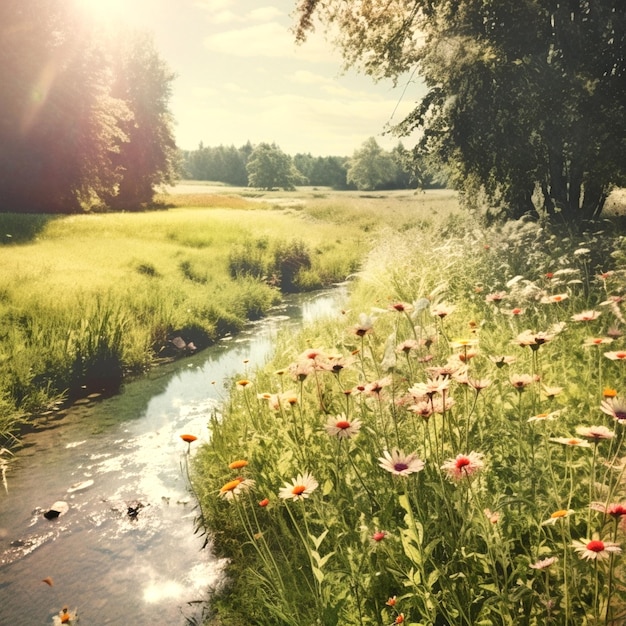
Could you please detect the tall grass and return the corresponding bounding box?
[0,190,458,444]
[194,212,626,625]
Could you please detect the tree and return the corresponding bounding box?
[346,137,398,190]
[0,1,176,213]
[296,1,626,221]
[101,32,177,209]
[246,143,304,190]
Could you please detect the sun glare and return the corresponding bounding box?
[73,0,128,24]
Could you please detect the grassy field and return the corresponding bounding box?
[191,191,626,625]
[0,188,460,444]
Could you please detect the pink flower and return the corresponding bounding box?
[441,452,484,481]
[372,530,387,542]
[325,415,362,439]
[530,556,558,570]
[379,450,425,477]
[604,351,626,361]
[601,397,626,422]
[575,425,614,442]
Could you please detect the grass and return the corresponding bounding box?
[192,197,626,625]
[0,188,460,444]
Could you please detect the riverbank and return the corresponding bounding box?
[195,204,626,624]
[0,188,460,445]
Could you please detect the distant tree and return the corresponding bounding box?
[346,138,398,191]
[246,143,304,190]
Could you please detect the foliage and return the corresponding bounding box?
[347,137,400,191]
[0,1,176,213]
[181,143,252,186]
[295,0,626,221]
[195,210,626,625]
[246,143,305,191]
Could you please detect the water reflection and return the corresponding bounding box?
[0,287,346,625]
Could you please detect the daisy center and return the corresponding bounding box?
[292,485,306,495]
[393,462,409,472]
[456,457,471,469]
[587,540,605,552]
[336,420,351,429]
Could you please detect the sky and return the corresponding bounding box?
[79,0,426,156]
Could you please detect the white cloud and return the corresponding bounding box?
[248,6,283,21]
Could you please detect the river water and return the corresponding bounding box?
[0,288,346,625]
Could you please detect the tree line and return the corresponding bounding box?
[0,0,177,213]
[180,138,446,191]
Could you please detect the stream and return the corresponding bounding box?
[0,287,347,625]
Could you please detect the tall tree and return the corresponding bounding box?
[296,0,626,221]
[104,32,177,208]
[0,1,176,213]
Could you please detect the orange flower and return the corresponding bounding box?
[180,434,197,444]
[603,387,618,398]
[236,379,252,388]
[258,498,269,507]
[228,459,248,470]
[386,596,397,606]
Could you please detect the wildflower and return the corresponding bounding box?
[540,293,569,304]
[543,385,563,398]
[450,338,479,349]
[590,502,626,518]
[484,508,500,523]
[549,437,591,448]
[604,351,626,361]
[378,449,425,477]
[365,376,393,396]
[407,400,433,421]
[514,330,555,349]
[607,326,623,339]
[601,397,626,422]
[489,355,516,368]
[389,301,413,313]
[530,556,558,570]
[542,509,574,525]
[510,373,538,390]
[372,530,387,542]
[55,606,78,624]
[236,379,252,388]
[396,339,420,354]
[393,615,405,624]
[583,337,613,347]
[409,376,450,398]
[528,410,561,423]
[353,313,374,337]
[219,477,255,500]
[228,459,248,470]
[469,378,492,392]
[441,452,484,481]
[289,359,315,381]
[485,291,507,303]
[505,307,524,316]
[258,392,282,410]
[386,596,397,607]
[572,537,621,561]
[603,387,618,398]
[575,425,614,441]
[180,434,198,444]
[431,303,455,318]
[258,498,270,507]
[325,414,362,439]
[279,472,319,501]
[572,310,601,322]
[574,247,591,256]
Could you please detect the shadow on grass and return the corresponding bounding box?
[0,213,60,245]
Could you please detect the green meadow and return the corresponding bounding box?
[0,188,459,444]
[190,190,626,625]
